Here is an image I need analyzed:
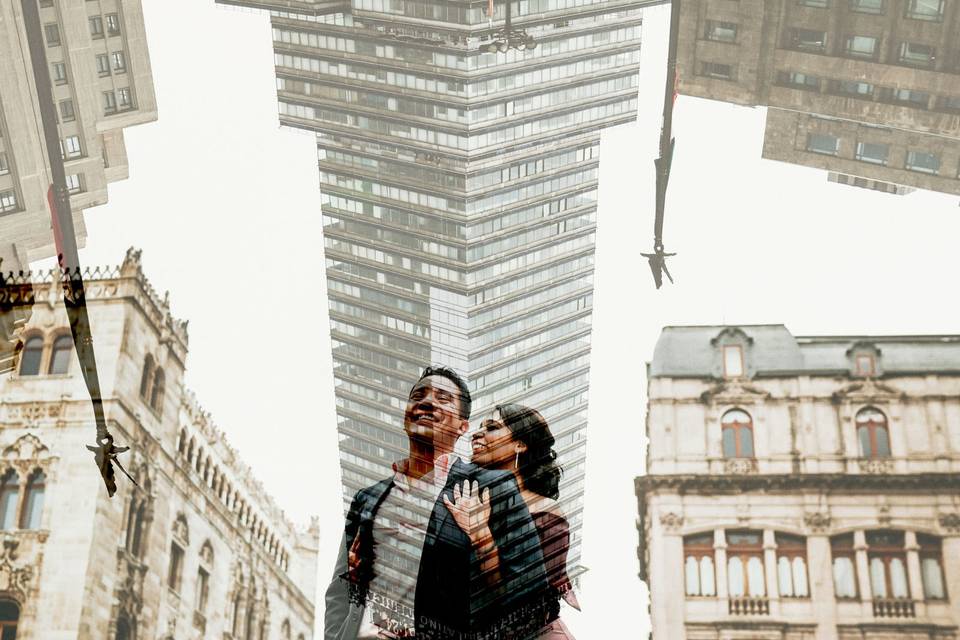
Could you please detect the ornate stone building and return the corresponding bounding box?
[0,249,318,639]
[636,324,960,640]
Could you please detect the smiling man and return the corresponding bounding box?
[324,365,547,640]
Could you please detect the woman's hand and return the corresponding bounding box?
[443,480,493,548]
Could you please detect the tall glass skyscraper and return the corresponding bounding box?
[221,0,653,609]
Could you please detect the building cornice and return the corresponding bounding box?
[635,472,960,496]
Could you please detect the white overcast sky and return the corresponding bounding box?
[59,1,960,636]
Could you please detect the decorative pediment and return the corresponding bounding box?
[832,378,904,404]
[2,433,52,462]
[701,379,771,405]
[710,327,754,347]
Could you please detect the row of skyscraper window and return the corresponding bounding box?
[272,24,640,71]
[720,407,892,460]
[319,143,598,194]
[325,236,466,282]
[806,133,953,177]
[42,13,120,48]
[798,0,946,22]
[274,50,639,99]
[684,530,946,602]
[785,31,948,70]
[777,70,960,114]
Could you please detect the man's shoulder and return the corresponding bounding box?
[350,476,395,510]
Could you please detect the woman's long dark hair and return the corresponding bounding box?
[495,403,562,499]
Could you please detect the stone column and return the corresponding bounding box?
[763,529,780,616]
[854,530,873,618]
[715,529,729,601]
[808,535,839,640]
[904,530,926,616]
[941,529,960,627]
[649,516,687,640]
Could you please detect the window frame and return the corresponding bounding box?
[844,34,879,59]
[167,541,185,593]
[89,15,104,38]
[44,23,61,46]
[19,469,46,530]
[905,149,940,174]
[48,334,73,374]
[918,534,947,600]
[856,407,891,458]
[52,61,68,85]
[18,335,43,375]
[775,533,810,598]
[854,143,889,167]
[806,132,840,156]
[849,0,885,13]
[105,13,121,35]
[722,409,755,459]
[866,531,910,599]
[59,99,75,122]
[831,534,859,599]
[726,530,766,597]
[0,470,20,530]
[683,533,717,597]
[905,0,944,21]
[722,344,744,378]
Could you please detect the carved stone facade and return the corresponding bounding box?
[0,249,317,639]
[637,325,960,640]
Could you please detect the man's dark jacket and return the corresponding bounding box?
[324,459,548,640]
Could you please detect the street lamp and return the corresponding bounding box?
[481,0,536,53]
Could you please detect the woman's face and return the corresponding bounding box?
[470,409,517,469]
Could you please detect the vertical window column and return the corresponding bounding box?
[904,531,925,603]
[763,530,780,602]
[854,530,873,602]
[715,529,729,599]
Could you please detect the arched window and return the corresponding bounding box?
[281,619,291,640]
[139,355,154,399]
[19,336,43,376]
[244,595,256,640]
[150,368,165,414]
[177,429,187,455]
[231,592,243,637]
[0,600,19,639]
[19,470,45,529]
[115,615,132,640]
[683,532,716,596]
[775,533,809,597]
[726,530,765,597]
[831,533,857,599]
[856,408,891,458]
[721,409,754,458]
[867,530,909,599]
[48,335,72,374]
[0,470,19,530]
[919,534,946,600]
[126,500,147,558]
[197,541,213,613]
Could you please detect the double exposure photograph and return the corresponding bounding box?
[0,0,958,638]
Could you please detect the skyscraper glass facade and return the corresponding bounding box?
[227,0,651,606]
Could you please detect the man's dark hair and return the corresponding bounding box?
[411,365,471,420]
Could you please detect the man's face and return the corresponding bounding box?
[403,375,468,452]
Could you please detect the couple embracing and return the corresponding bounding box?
[325,366,577,640]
